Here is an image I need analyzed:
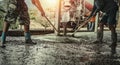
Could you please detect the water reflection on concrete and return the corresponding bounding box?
[0,32,120,65]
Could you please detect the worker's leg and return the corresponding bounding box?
[93,13,108,44]
[108,6,118,55]
[0,0,17,47]
[109,25,117,55]
[24,24,36,44]
[0,0,19,47]
[63,22,67,36]
[93,21,105,43]
[18,1,36,44]
[0,22,10,47]
[96,22,104,43]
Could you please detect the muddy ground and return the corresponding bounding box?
[0,31,120,65]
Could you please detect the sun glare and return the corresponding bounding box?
[46,0,57,4]
[45,0,57,7]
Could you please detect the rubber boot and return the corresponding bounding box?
[110,33,117,55]
[24,32,36,45]
[93,32,103,44]
[0,32,6,48]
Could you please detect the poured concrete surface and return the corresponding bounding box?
[0,31,120,65]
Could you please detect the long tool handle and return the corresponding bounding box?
[72,10,98,36]
[73,20,89,34]
[44,16,58,32]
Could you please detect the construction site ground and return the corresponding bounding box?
[0,30,120,65]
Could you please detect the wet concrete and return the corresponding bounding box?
[0,31,120,65]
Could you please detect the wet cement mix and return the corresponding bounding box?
[0,31,120,65]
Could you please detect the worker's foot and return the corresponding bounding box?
[110,47,116,55]
[25,39,37,45]
[0,42,6,48]
[109,44,117,55]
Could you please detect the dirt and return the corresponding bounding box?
[0,31,120,65]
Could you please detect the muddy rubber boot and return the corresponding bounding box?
[110,33,117,55]
[25,32,36,45]
[0,32,6,48]
[93,32,103,44]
